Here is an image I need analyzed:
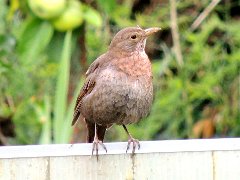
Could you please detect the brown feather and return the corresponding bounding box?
[72,27,160,155]
[72,54,109,126]
[72,80,96,126]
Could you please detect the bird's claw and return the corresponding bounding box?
[126,138,140,155]
[92,139,107,160]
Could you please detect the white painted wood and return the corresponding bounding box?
[214,151,240,180]
[0,157,49,180]
[0,138,240,158]
[50,154,133,180]
[134,152,213,180]
[0,139,240,180]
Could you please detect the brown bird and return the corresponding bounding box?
[72,26,160,157]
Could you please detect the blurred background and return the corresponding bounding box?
[0,0,239,145]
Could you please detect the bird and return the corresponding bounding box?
[72,26,160,158]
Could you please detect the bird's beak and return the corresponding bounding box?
[144,27,161,37]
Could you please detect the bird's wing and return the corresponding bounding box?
[72,78,95,126]
[72,54,107,126]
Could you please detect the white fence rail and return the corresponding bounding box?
[0,138,240,180]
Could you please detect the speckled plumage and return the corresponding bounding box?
[72,26,160,156]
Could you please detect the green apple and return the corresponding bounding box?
[52,0,83,32]
[28,0,66,19]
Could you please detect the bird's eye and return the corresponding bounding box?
[131,35,137,39]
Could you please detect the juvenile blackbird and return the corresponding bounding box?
[72,26,160,157]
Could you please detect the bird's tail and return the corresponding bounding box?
[72,111,80,126]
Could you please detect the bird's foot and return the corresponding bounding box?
[92,137,107,160]
[126,137,140,155]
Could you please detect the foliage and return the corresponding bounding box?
[106,1,240,141]
[0,0,239,145]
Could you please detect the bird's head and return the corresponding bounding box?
[109,26,161,54]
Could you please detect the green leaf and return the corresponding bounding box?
[17,18,54,65]
[36,96,52,144]
[61,80,83,142]
[53,30,72,143]
[96,0,117,15]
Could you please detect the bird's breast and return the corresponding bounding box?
[114,51,152,77]
[81,53,153,125]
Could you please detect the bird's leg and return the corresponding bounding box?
[92,123,107,160]
[122,125,140,155]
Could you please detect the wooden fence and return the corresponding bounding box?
[0,138,240,180]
